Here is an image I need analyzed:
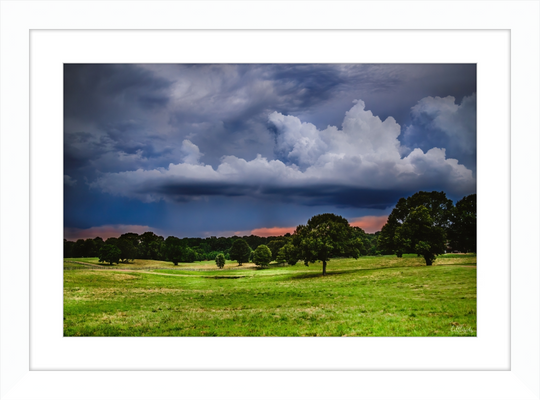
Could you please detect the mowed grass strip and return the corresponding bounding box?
[63,254,476,337]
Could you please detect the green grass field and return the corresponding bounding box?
[63,254,476,336]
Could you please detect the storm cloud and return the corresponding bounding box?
[64,64,477,238]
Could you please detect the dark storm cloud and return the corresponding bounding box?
[64,64,477,175]
[145,180,409,209]
[64,131,115,171]
[259,185,410,209]
[64,64,180,180]
[270,64,347,108]
[152,182,246,199]
[64,64,172,123]
[358,64,477,124]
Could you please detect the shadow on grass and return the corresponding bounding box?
[205,276,246,279]
[289,265,426,280]
[289,260,478,280]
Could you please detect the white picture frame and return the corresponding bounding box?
[1,1,538,399]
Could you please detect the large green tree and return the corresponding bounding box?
[401,205,446,265]
[229,239,252,266]
[378,191,453,257]
[252,245,272,267]
[292,213,361,276]
[448,194,477,253]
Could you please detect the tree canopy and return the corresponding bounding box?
[229,239,252,266]
[276,243,299,266]
[98,243,121,265]
[292,213,361,275]
[400,205,446,265]
[252,245,272,267]
[448,194,477,253]
[163,236,184,265]
[377,191,471,265]
[378,191,453,260]
[215,253,225,269]
[267,239,288,261]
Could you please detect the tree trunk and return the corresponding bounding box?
[322,260,327,276]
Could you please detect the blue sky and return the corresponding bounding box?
[64,64,476,240]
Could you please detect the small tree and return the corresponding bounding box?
[229,239,252,266]
[206,251,220,261]
[215,253,225,269]
[99,244,121,265]
[252,245,272,267]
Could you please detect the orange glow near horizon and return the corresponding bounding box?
[250,226,296,237]
[350,215,388,233]
[64,224,159,241]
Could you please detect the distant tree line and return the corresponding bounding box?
[64,191,476,272]
[64,229,380,265]
[65,232,272,263]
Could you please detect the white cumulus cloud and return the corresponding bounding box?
[404,93,476,157]
[180,139,204,164]
[91,100,475,206]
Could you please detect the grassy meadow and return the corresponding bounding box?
[64,254,476,336]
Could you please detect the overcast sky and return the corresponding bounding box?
[64,64,476,240]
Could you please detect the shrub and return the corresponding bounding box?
[215,253,225,269]
[252,245,272,267]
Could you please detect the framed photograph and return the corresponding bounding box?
[1,1,538,399]
[62,61,478,338]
